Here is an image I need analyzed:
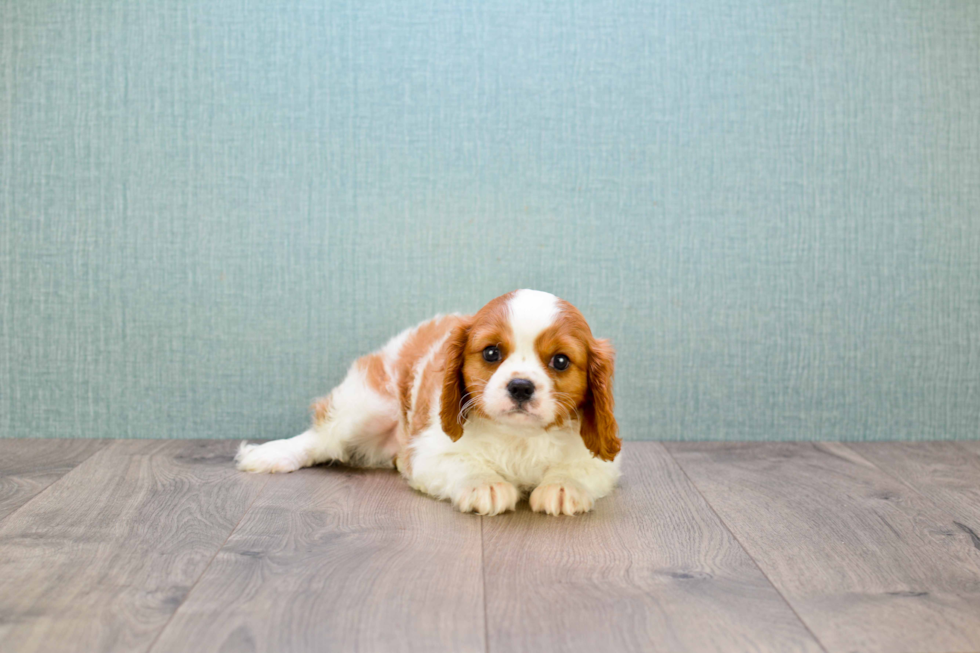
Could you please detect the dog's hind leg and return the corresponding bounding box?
[236,350,400,473]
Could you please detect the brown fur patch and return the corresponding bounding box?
[534,301,592,429]
[580,336,619,461]
[395,314,464,425]
[311,394,332,426]
[387,316,467,476]
[440,291,516,438]
[356,351,391,396]
[537,300,620,460]
[409,355,443,436]
[438,321,471,441]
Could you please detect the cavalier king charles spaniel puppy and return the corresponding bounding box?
[237,289,621,516]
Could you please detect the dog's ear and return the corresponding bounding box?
[440,320,472,441]
[579,338,620,461]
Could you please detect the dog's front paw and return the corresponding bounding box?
[453,481,519,516]
[530,482,594,516]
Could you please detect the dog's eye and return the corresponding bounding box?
[482,346,502,363]
[550,354,570,371]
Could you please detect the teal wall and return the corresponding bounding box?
[2,1,978,441]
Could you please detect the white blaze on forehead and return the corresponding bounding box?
[507,290,559,356]
[483,289,560,422]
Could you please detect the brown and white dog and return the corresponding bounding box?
[237,289,621,515]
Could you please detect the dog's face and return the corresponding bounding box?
[440,290,620,461]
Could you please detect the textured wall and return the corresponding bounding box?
[2,1,978,441]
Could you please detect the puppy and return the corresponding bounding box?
[237,289,621,516]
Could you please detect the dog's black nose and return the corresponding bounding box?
[507,378,535,403]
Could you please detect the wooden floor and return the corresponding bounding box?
[0,441,979,653]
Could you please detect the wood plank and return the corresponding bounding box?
[482,442,824,653]
[667,442,980,653]
[0,439,268,653]
[0,439,107,522]
[959,441,980,457]
[848,442,980,531]
[149,464,485,653]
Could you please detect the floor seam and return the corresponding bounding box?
[661,442,831,653]
[144,472,272,653]
[0,439,111,529]
[480,516,490,653]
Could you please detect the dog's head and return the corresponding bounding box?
[439,290,620,461]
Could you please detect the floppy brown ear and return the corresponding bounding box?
[439,321,471,441]
[580,338,620,461]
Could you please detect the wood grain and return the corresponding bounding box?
[482,442,824,653]
[0,440,268,653]
[0,438,106,522]
[667,442,980,653]
[848,442,980,531]
[3,438,978,653]
[149,464,485,653]
[959,441,980,457]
